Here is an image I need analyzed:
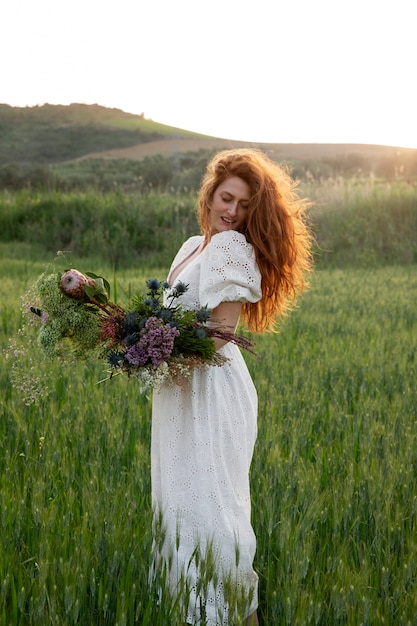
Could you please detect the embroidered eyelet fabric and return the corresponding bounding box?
[151,231,262,624]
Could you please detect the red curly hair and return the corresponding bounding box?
[197,148,314,332]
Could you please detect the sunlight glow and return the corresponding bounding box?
[2,0,416,150]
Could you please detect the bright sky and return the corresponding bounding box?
[1,0,416,149]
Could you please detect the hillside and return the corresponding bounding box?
[1,102,416,165]
[1,104,417,191]
[74,135,416,164]
[0,103,204,166]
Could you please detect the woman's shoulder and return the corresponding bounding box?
[210,230,247,243]
[209,230,255,255]
[187,235,204,244]
[184,235,204,248]
[205,231,259,275]
[176,235,204,257]
[200,231,262,307]
[182,234,204,247]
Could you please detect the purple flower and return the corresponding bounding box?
[125,317,179,367]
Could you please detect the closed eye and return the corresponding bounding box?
[221,195,249,209]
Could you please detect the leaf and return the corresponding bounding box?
[84,276,110,303]
[94,293,108,304]
[84,285,95,298]
[86,272,110,295]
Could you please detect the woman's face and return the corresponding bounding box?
[208,176,250,234]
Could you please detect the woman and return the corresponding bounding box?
[151,148,313,625]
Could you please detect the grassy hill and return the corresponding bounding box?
[1,103,417,191]
[0,103,205,166]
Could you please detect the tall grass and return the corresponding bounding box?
[1,177,416,270]
[250,266,417,623]
[1,253,416,624]
[309,177,417,267]
[0,190,198,269]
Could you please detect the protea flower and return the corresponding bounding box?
[60,269,96,300]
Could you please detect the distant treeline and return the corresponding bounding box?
[1,149,417,193]
[0,152,212,193]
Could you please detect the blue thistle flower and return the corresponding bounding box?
[196,308,210,322]
[159,308,173,323]
[108,352,125,367]
[194,328,207,340]
[123,333,138,346]
[146,279,161,291]
[123,311,140,332]
[173,281,188,295]
[144,297,161,310]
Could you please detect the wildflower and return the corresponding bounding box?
[108,351,126,367]
[123,333,138,347]
[196,308,210,323]
[14,269,254,398]
[158,308,173,323]
[123,312,141,333]
[194,328,207,340]
[172,281,188,296]
[100,311,124,344]
[60,269,95,300]
[126,317,179,367]
[146,278,161,291]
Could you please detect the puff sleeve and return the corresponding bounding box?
[199,231,262,309]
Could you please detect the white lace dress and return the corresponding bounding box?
[151,230,262,625]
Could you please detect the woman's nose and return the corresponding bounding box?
[227,202,238,215]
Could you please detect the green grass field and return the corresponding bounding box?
[1,248,416,623]
[2,103,416,623]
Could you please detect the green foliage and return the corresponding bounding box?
[31,272,101,359]
[249,266,417,624]
[1,178,416,271]
[1,259,416,624]
[0,151,213,193]
[289,150,417,181]
[130,281,216,361]
[173,320,216,360]
[309,178,417,267]
[84,273,111,304]
[0,189,199,269]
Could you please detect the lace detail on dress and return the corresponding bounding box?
[151,229,261,624]
[199,231,262,309]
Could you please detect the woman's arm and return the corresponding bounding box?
[209,301,242,350]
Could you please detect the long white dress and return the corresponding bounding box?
[151,230,262,625]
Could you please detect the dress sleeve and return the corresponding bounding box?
[199,231,262,309]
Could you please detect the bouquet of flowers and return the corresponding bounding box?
[19,268,255,393]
